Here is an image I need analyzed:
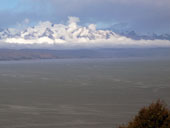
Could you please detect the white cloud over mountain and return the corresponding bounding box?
[0,17,170,49]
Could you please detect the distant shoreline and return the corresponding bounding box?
[0,48,170,61]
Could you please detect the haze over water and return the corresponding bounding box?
[0,58,170,128]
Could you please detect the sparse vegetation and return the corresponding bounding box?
[119,100,170,128]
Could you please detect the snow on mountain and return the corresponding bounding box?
[0,17,170,49]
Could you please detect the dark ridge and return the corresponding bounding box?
[0,48,170,61]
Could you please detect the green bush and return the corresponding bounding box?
[119,100,170,128]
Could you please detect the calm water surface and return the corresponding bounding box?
[0,58,170,128]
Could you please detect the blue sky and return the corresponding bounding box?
[0,0,170,34]
[0,0,18,10]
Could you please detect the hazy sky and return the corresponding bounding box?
[0,0,170,34]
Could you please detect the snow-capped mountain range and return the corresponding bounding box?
[0,17,170,49]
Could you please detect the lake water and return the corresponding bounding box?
[0,58,170,128]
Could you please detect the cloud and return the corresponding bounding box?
[68,16,80,24]
[0,16,170,49]
[0,0,170,34]
[35,0,170,33]
[24,18,30,24]
[16,18,30,30]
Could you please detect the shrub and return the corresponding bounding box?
[119,100,170,128]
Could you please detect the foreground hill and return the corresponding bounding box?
[119,100,170,128]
